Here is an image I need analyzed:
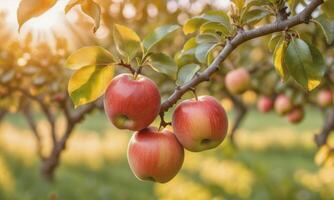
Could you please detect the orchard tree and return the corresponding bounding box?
[0,22,104,181]
[13,0,334,183]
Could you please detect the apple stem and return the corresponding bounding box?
[119,60,136,76]
[158,112,171,131]
[134,66,143,80]
[190,87,198,101]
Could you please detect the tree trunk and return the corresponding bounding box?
[40,149,61,182]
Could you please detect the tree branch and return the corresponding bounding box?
[224,89,248,145]
[314,106,334,147]
[159,0,324,114]
[10,87,58,146]
[22,103,45,160]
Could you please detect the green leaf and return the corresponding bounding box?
[183,10,231,35]
[200,22,230,36]
[203,10,231,27]
[81,0,101,32]
[183,37,198,51]
[68,64,114,107]
[241,9,269,25]
[65,46,114,70]
[17,0,57,31]
[315,15,334,44]
[113,24,141,61]
[177,64,200,85]
[285,39,325,91]
[273,40,289,81]
[195,43,217,64]
[175,51,197,67]
[143,24,180,52]
[149,53,177,78]
[307,44,327,84]
[196,33,219,44]
[183,17,207,35]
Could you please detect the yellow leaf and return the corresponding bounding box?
[65,46,114,70]
[307,79,321,91]
[65,0,82,14]
[81,0,101,33]
[64,0,101,32]
[68,64,114,107]
[113,24,141,60]
[17,0,57,31]
[315,145,331,166]
[273,40,289,81]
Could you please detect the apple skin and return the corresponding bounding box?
[287,107,304,124]
[172,95,228,152]
[127,127,184,183]
[257,96,273,113]
[104,73,161,131]
[317,90,333,108]
[274,94,292,115]
[225,68,251,94]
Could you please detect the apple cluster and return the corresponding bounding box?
[257,90,333,124]
[224,69,334,125]
[104,73,229,183]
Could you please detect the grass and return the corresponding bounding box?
[0,108,332,200]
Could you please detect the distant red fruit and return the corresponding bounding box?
[225,68,251,94]
[317,90,333,108]
[287,107,304,124]
[257,96,273,113]
[274,94,292,115]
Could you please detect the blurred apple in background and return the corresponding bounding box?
[257,96,273,113]
[317,89,333,108]
[287,107,304,124]
[225,68,251,94]
[274,94,292,115]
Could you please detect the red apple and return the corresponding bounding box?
[317,90,333,108]
[172,95,228,152]
[287,107,304,124]
[104,73,161,131]
[274,94,292,115]
[53,92,66,102]
[127,127,184,183]
[225,68,251,94]
[257,96,273,113]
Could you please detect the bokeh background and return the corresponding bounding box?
[0,0,334,199]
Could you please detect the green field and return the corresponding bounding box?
[0,109,333,200]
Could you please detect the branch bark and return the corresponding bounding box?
[159,0,324,114]
[314,106,334,147]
